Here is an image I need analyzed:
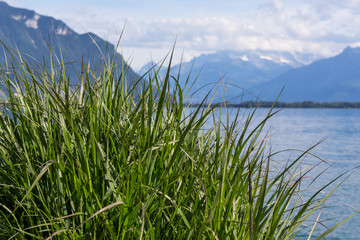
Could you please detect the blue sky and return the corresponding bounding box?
[5,0,360,70]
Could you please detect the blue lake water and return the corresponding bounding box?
[209,108,360,239]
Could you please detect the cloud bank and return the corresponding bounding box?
[6,0,360,68]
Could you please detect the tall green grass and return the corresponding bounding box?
[0,44,356,239]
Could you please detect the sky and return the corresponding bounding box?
[4,0,360,70]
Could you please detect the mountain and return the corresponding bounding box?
[139,61,168,76]
[253,47,360,102]
[0,1,138,84]
[140,50,319,102]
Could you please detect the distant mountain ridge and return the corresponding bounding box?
[0,1,138,84]
[139,50,320,102]
[253,46,360,102]
[140,47,360,103]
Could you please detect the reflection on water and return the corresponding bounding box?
[208,108,360,239]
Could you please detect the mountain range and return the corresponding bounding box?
[140,50,322,102]
[0,1,138,86]
[252,47,360,102]
[141,47,360,103]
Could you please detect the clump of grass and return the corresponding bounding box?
[0,43,356,239]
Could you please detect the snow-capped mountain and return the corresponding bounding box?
[252,46,360,102]
[139,50,320,102]
[0,1,138,84]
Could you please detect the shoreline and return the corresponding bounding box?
[187,101,360,109]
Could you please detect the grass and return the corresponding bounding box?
[0,42,357,239]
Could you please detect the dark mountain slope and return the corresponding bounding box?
[0,1,138,85]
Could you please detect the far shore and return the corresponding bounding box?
[188,101,360,109]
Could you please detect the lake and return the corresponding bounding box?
[209,108,360,239]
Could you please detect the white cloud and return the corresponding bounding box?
[116,10,358,54]
[110,8,360,69]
